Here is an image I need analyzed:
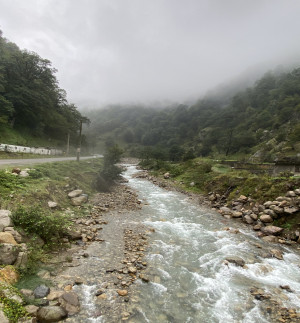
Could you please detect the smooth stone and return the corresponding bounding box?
[37,306,68,322]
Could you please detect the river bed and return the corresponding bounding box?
[62,164,300,323]
[122,165,300,323]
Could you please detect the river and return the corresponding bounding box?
[121,165,300,323]
[68,164,300,323]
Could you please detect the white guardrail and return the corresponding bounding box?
[0,143,63,155]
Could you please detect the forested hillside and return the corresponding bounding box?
[0,30,86,148]
[86,68,300,161]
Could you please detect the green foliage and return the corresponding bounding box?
[85,67,300,160]
[0,283,28,322]
[95,145,123,191]
[0,29,88,147]
[11,205,72,243]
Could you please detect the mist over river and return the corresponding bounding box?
[121,165,300,323]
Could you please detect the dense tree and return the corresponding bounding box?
[0,30,88,146]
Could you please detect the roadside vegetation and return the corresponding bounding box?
[140,157,300,202]
[0,158,102,278]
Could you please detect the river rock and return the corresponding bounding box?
[225,256,245,267]
[260,214,273,223]
[243,215,254,224]
[163,172,170,179]
[232,211,243,218]
[128,266,137,274]
[117,289,128,296]
[270,249,283,260]
[262,235,279,243]
[269,205,284,214]
[47,291,64,301]
[68,190,83,198]
[34,285,50,298]
[261,225,284,236]
[59,292,80,314]
[0,210,13,229]
[0,243,19,265]
[0,232,18,244]
[25,305,39,317]
[253,223,262,231]
[286,191,296,197]
[37,306,68,323]
[238,195,248,202]
[71,194,88,206]
[284,206,298,214]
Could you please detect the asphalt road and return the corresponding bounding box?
[0,155,102,168]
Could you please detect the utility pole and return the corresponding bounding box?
[66,132,70,156]
[76,120,83,162]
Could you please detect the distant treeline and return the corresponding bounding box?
[0,30,87,147]
[86,68,300,161]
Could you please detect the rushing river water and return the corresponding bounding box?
[121,165,300,323]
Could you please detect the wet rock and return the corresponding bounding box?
[225,256,245,267]
[128,266,137,274]
[37,306,68,323]
[139,274,150,282]
[262,235,279,243]
[34,285,50,298]
[270,249,283,260]
[261,226,284,236]
[59,292,80,314]
[0,243,19,265]
[280,285,293,292]
[117,289,128,296]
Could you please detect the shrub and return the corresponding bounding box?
[11,206,71,243]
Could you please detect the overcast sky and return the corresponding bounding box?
[1,0,300,108]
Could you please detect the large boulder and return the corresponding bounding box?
[0,232,18,245]
[261,226,284,236]
[0,266,19,284]
[59,292,80,314]
[4,227,23,243]
[68,190,83,198]
[71,194,88,206]
[0,243,19,265]
[0,210,13,230]
[37,306,68,323]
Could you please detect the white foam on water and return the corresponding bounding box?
[242,302,271,323]
[150,282,168,294]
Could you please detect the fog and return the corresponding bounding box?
[1,0,300,107]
